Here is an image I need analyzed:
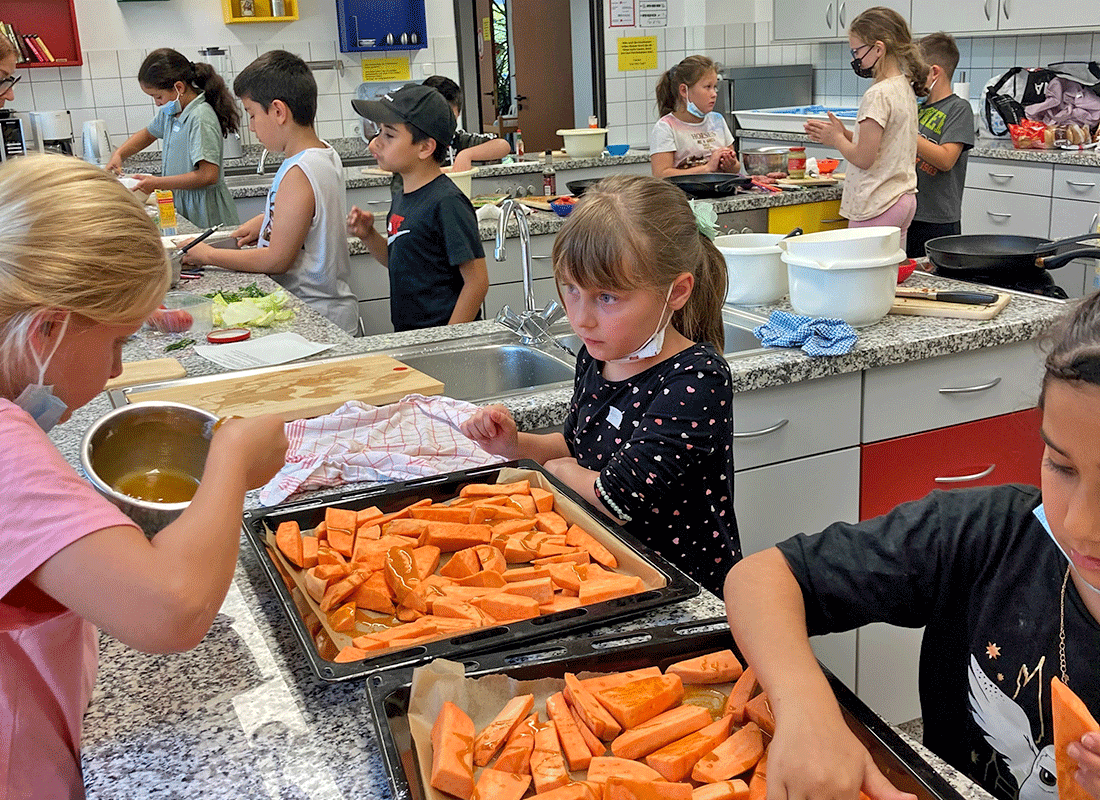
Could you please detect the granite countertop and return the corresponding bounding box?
[68,265,1046,798]
[737,127,1100,166]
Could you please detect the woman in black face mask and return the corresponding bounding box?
[804,7,929,252]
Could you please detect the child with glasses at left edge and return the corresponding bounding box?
[0,35,20,107]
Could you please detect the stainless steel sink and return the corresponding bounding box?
[367,334,576,402]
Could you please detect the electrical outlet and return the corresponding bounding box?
[421,63,434,76]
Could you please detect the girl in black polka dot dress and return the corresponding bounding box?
[461,174,740,594]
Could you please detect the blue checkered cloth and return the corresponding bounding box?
[753,310,858,356]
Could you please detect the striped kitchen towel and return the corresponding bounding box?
[258,394,505,505]
[753,310,858,356]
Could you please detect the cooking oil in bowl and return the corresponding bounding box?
[112,467,200,504]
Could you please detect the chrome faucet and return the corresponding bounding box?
[495,198,535,312]
[256,148,269,175]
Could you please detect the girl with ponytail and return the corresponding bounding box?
[107,47,240,228]
[804,6,927,249]
[650,55,740,178]
[461,175,740,594]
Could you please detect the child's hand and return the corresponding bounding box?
[805,112,847,148]
[1068,732,1100,799]
[233,218,261,248]
[460,405,519,457]
[211,414,288,489]
[718,148,741,173]
[347,206,375,240]
[705,148,726,173]
[105,154,124,175]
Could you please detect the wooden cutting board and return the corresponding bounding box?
[105,358,187,390]
[516,195,558,212]
[120,354,445,421]
[776,176,840,187]
[889,292,1010,319]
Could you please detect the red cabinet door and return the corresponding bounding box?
[859,408,1043,521]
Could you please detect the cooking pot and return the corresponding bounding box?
[665,173,752,199]
[566,177,604,196]
[925,232,1100,275]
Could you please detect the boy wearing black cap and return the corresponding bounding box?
[349,84,489,332]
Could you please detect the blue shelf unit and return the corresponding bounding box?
[337,0,428,53]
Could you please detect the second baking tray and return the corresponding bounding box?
[366,618,966,800]
[242,460,701,681]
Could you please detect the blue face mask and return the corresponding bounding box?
[13,314,70,432]
[918,77,938,105]
[160,90,182,117]
[685,99,707,119]
[1033,503,1100,596]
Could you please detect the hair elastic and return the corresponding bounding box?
[689,199,719,240]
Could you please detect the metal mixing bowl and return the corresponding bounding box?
[742,146,790,175]
[80,402,218,535]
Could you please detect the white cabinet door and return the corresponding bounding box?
[773,0,839,41]
[962,187,1052,238]
[1049,197,1100,299]
[838,0,911,32]
[911,0,996,34]
[734,447,860,689]
[996,0,1100,29]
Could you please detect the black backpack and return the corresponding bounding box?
[982,67,1058,137]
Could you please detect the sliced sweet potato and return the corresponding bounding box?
[723,667,759,724]
[471,503,527,523]
[501,576,554,605]
[605,776,692,800]
[531,486,555,513]
[474,544,507,573]
[495,712,539,775]
[532,551,592,568]
[612,703,713,760]
[329,600,357,632]
[511,494,538,515]
[535,782,600,800]
[693,779,751,800]
[352,578,395,614]
[375,497,432,525]
[563,673,622,741]
[300,536,319,568]
[383,518,430,538]
[540,595,582,614]
[503,533,551,563]
[581,667,663,695]
[492,518,538,536]
[383,546,421,605]
[747,752,767,800]
[577,574,646,604]
[318,571,366,612]
[325,507,357,536]
[667,650,744,685]
[316,546,346,565]
[535,511,569,536]
[327,527,355,558]
[303,566,329,603]
[538,543,582,559]
[460,480,530,497]
[420,521,493,552]
[744,693,775,736]
[433,597,494,625]
[275,520,304,567]
[1053,676,1100,800]
[356,505,383,526]
[473,592,540,623]
[596,673,685,730]
[333,646,369,662]
[473,693,535,767]
[430,701,475,800]
[312,519,327,541]
[569,700,606,757]
[411,505,475,523]
[502,566,553,583]
[645,716,734,783]
[565,524,618,569]
[470,767,531,800]
[412,545,441,580]
[351,535,419,572]
[545,691,593,771]
[440,547,482,579]
[692,721,765,783]
[456,570,508,588]
[355,523,381,542]
[531,719,571,794]
[586,756,663,785]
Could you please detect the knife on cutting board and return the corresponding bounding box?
[894,289,999,305]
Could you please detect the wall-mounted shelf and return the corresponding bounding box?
[222,0,299,24]
[336,0,428,53]
[0,0,82,67]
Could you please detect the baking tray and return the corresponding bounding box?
[242,460,700,681]
[366,618,966,800]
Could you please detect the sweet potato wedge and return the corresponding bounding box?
[569,701,606,757]
[581,667,663,695]
[420,521,493,552]
[411,505,475,523]
[693,779,750,800]
[605,776,692,800]
[492,518,538,536]
[327,527,355,558]
[470,767,530,800]
[474,693,536,767]
[431,701,475,800]
[596,673,685,730]
[723,667,759,724]
[535,511,569,536]
[318,571,366,612]
[455,570,507,588]
[432,597,493,625]
[325,507,357,536]
[565,524,618,569]
[563,673,622,741]
[577,574,646,604]
[329,600,356,632]
[473,592,540,623]
[412,545,441,580]
[439,547,482,579]
[667,650,744,685]
[495,712,539,775]
[645,716,734,783]
[531,486,555,513]
[511,494,538,516]
[612,703,712,760]
[356,505,383,526]
[536,782,600,800]
[501,576,555,605]
[275,521,304,567]
[744,693,775,736]
[545,691,594,771]
[300,536,318,568]
[531,719,571,793]
[747,752,767,800]
[692,721,765,784]
[460,480,530,497]
[1053,676,1100,800]
[383,518,430,538]
[474,544,507,573]
[352,578,395,614]
[333,646,370,662]
[586,756,663,786]
[540,595,582,614]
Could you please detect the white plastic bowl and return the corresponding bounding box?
[779,226,901,268]
[782,250,900,328]
[714,233,788,305]
[556,128,608,158]
[442,166,478,198]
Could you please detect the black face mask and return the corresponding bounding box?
[851,54,878,79]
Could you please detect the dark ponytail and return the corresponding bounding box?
[138,48,239,137]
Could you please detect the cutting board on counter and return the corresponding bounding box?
[516,195,559,212]
[889,292,1010,319]
[118,354,444,421]
[776,176,839,187]
[105,358,187,390]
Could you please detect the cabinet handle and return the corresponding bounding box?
[733,418,789,438]
[820,217,846,224]
[987,172,1015,180]
[937,376,1001,394]
[984,0,992,19]
[531,255,553,260]
[1091,213,1098,233]
[838,1,846,28]
[986,211,1011,219]
[1066,180,1097,189]
[934,464,996,483]
[825,2,833,27]
[1002,0,1009,19]
[365,199,390,205]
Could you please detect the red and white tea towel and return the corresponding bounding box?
[258,394,504,505]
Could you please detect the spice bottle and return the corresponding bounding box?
[787,146,807,179]
[156,189,177,236]
[515,129,525,158]
[542,150,556,196]
[588,115,599,128]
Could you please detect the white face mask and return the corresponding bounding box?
[1033,503,1100,596]
[606,284,675,364]
[13,313,70,432]
[918,76,938,105]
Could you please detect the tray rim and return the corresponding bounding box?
[364,617,966,800]
[242,459,701,682]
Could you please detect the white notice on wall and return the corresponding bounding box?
[610,0,636,27]
[639,0,667,27]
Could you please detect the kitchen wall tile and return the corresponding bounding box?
[705,25,724,50]
[120,78,148,109]
[1015,35,1040,64]
[970,68,993,96]
[66,107,96,141]
[116,49,146,81]
[726,24,745,49]
[955,37,973,63]
[29,80,65,111]
[841,68,858,97]
[1093,33,1100,57]
[668,49,687,67]
[628,124,648,145]
[757,22,771,47]
[230,45,260,71]
[125,105,152,137]
[726,48,745,68]
[86,50,120,80]
[96,107,129,143]
[606,101,627,127]
[606,76,627,103]
[743,47,756,67]
[627,99,650,125]
[796,44,812,63]
[992,37,1017,69]
[313,69,339,97]
[62,79,95,109]
[665,27,686,50]
[1039,34,1066,66]
[434,37,458,62]
[315,93,343,122]
[1064,33,1091,60]
[649,29,666,50]
[316,120,343,141]
[783,45,798,63]
[92,78,125,109]
[826,68,841,97]
[970,37,993,68]
[309,41,338,62]
[825,42,844,69]
[27,67,62,83]
[605,52,620,77]
[626,73,648,99]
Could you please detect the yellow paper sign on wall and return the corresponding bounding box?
[482,16,491,41]
[617,37,658,71]
[361,57,411,82]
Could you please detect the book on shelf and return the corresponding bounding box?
[32,34,55,62]
[22,34,46,63]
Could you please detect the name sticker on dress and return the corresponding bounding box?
[606,405,623,429]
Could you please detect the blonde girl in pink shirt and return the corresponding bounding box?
[0,154,288,799]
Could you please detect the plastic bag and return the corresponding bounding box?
[1008,119,1050,149]
[981,67,1057,137]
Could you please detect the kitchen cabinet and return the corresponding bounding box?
[336,0,427,52]
[768,199,847,234]
[1,0,82,67]
[222,0,298,22]
[1048,164,1100,299]
[773,0,908,40]
[962,159,1053,241]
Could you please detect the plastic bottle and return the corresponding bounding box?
[156,189,177,236]
[271,0,285,15]
[542,150,556,196]
[515,129,525,158]
[787,146,807,179]
[588,115,599,128]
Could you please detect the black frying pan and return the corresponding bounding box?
[665,173,752,199]
[925,232,1100,273]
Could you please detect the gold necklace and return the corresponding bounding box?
[1059,564,1071,685]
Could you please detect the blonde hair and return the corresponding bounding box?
[850,6,929,97]
[0,154,170,388]
[551,174,726,350]
[655,55,721,117]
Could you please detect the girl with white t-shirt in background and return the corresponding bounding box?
[0,154,287,799]
[805,6,928,249]
[649,55,741,178]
